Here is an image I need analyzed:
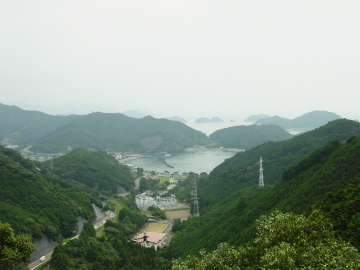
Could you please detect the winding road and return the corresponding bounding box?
[27,209,116,270]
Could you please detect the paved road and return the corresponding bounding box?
[28,251,52,270]
[28,210,115,269]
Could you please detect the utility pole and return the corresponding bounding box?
[192,177,200,217]
[259,157,264,187]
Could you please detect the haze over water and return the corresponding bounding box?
[186,120,311,136]
[186,120,252,136]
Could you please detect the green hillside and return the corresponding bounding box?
[31,112,209,153]
[0,103,80,148]
[50,196,166,270]
[166,124,360,257]
[0,145,99,240]
[309,179,360,250]
[255,110,341,129]
[203,119,360,209]
[172,210,360,269]
[50,148,134,193]
[209,124,293,149]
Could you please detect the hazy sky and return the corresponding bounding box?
[1,0,359,120]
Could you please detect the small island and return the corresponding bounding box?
[195,117,224,123]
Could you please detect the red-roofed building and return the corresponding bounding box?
[133,232,167,250]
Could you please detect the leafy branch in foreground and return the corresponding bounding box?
[0,223,36,269]
[172,210,360,270]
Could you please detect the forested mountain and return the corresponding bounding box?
[0,103,80,148]
[0,145,100,240]
[166,120,360,257]
[209,124,293,149]
[30,113,208,153]
[49,148,134,193]
[1,117,358,268]
[50,196,168,270]
[172,210,360,269]
[204,119,360,208]
[255,110,341,129]
[0,103,208,153]
[309,178,360,250]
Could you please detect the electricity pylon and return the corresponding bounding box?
[259,157,264,187]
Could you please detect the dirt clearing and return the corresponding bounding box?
[166,209,191,220]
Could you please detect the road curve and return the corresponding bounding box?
[27,210,115,269]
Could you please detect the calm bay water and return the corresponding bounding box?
[127,150,235,174]
[127,120,309,174]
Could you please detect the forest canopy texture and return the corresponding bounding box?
[166,120,360,258]
[172,210,360,270]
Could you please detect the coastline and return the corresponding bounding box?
[119,156,141,163]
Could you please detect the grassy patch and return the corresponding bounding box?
[145,223,168,233]
[155,176,170,183]
[62,236,76,245]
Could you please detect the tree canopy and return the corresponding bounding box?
[166,133,360,257]
[51,148,134,193]
[172,210,360,269]
[0,222,36,269]
[209,124,293,149]
[30,113,208,153]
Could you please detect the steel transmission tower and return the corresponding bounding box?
[259,157,264,187]
[192,177,200,216]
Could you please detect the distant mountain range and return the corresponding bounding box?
[30,113,208,153]
[0,103,208,153]
[244,114,271,122]
[162,116,187,123]
[0,103,347,154]
[254,111,341,129]
[0,103,81,148]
